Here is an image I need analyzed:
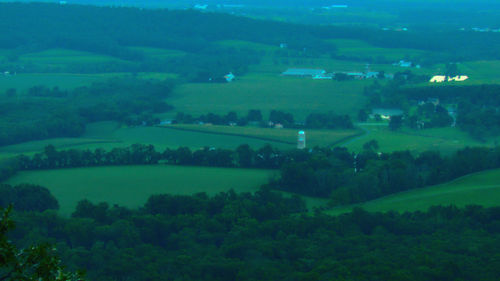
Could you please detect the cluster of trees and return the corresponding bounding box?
[5,190,500,280]
[174,110,353,129]
[0,184,59,212]
[276,144,500,204]
[0,77,174,146]
[369,83,500,138]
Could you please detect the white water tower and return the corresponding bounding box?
[297,131,306,149]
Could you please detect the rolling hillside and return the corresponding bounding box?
[328,168,500,215]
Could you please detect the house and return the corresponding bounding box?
[394,60,412,67]
[282,68,326,77]
[279,43,288,49]
[274,123,284,129]
[224,72,235,82]
[347,72,365,79]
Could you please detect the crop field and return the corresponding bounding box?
[0,122,295,159]
[341,124,496,154]
[6,165,277,215]
[170,73,369,120]
[328,168,500,215]
[166,124,362,147]
[19,49,125,66]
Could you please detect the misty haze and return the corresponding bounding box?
[1,1,500,280]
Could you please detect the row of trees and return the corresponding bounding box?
[9,142,500,206]
[5,191,500,280]
[175,110,353,129]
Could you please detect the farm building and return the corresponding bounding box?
[372,108,404,120]
[282,68,326,77]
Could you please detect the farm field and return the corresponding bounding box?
[342,124,496,154]
[166,124,362,147]
[0,121,294,158]
[6,165,278,216]
[328,168,500,215]
[19,48,125,66]
[170,73,369,120]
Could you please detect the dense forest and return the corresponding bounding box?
[0,2,499,73]
[2,190,499,280]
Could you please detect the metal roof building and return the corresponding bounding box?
[282,68,326,77]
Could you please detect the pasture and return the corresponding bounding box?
[341,124,496,154]
[328,168,500,215]
[6,165,277,216]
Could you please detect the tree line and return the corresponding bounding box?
[175,110,353,129]
[5,142,500,207]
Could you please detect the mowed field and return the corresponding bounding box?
[165,124,362,147]
[6,165,277,216]
[342,124,497,155]
[328,168,500,215]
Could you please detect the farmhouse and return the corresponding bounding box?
[282,68,326,77]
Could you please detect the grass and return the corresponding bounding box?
[328,168,500,215]
[341,124,497,155]
[170,73,369,120]
[330,39,432,62]
[128,46,187,60]
[6,165,277,216]
[166,124,362,147]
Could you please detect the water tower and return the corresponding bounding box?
[297,131,306,149]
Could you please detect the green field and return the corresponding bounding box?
[330,39,432,62]
[166,124,361,147]
[6,165,277,216]
[328,168,500,215]
[342,124,496,154]
[170,73,369,120]
[0,122,296,158]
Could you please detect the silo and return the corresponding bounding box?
[297,131,306,149]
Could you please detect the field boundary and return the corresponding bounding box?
[157,125,296,145]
